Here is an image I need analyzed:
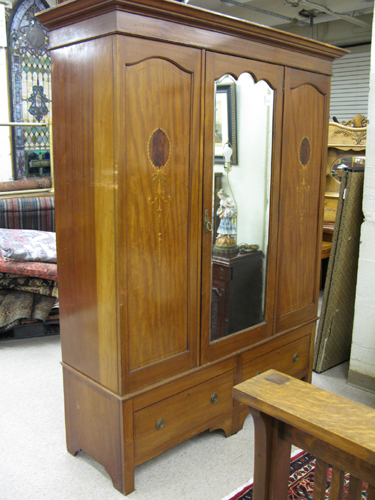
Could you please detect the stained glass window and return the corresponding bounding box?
[7,0,51,179]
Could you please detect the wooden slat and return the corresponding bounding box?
[249,409,291,500]
[367,484,375,500]
[329,466,345,500]
[348,476,363,500]
[312,459,328,500]
[283,424,375,486]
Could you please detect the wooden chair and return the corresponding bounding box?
[233,370,375,500]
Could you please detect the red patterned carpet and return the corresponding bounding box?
[227,452,368,500]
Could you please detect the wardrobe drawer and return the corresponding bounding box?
[212,264,230,281]
[242,335,310,381]
[134,371,233,460]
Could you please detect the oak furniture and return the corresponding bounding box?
[322,122,366,288]
[324,116,367,228]
[38,0,346,494]
[233,370,375,500]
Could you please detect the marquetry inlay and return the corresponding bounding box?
[298,136,311,190]
[147,128,172,264]
[298,136,311,222]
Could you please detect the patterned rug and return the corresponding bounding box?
[226,452,368,500]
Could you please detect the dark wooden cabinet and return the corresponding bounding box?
[39,0,346,495]
[211,251,264,341]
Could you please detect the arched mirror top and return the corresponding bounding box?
[215,70,277,92]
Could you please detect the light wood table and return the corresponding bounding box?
[233,370,375,500]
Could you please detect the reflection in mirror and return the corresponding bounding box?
[331,156,365,183]
[210,73,274,342]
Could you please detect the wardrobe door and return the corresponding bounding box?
[201,51,283,364]
[117,37,202,393]
[275,68,330,333]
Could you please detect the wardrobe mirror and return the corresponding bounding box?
[210,73,274,342]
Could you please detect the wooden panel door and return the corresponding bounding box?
[201,51,284,364]
[275,68,330,333]
[117,37,202,393]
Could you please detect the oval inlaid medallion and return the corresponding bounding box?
[149,128,170,169]
[299,137,311,166]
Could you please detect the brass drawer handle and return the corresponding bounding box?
[156,418,165,430]
[293,353,299,363]
[210,392,218,404]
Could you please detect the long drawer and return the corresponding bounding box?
[134,370,234,460]
[242,334,310,381]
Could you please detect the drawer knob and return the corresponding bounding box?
[210,392,218,404]
[155,418,165,430]
[293,353,299,363]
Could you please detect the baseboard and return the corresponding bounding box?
[347,369,375,395]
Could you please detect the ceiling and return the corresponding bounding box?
[186,0,374,46]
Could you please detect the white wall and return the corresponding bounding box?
[348,13,375,392]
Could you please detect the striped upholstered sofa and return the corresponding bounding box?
[0,196,55,232]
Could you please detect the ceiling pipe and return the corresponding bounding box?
[220,0,311,26]
[297,0,372,28]
[221,0,372,29]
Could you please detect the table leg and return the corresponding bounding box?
[249,408,292,500]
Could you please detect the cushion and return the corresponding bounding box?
[0,256,57,281]
[0,228,56,263]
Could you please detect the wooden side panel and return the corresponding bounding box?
[118,37,202,393]
[63,366,132,495]
[275,68,330,333]
[52,37,119,392]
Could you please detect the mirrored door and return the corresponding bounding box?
[210,73,273,341]
[201,52,284,363]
